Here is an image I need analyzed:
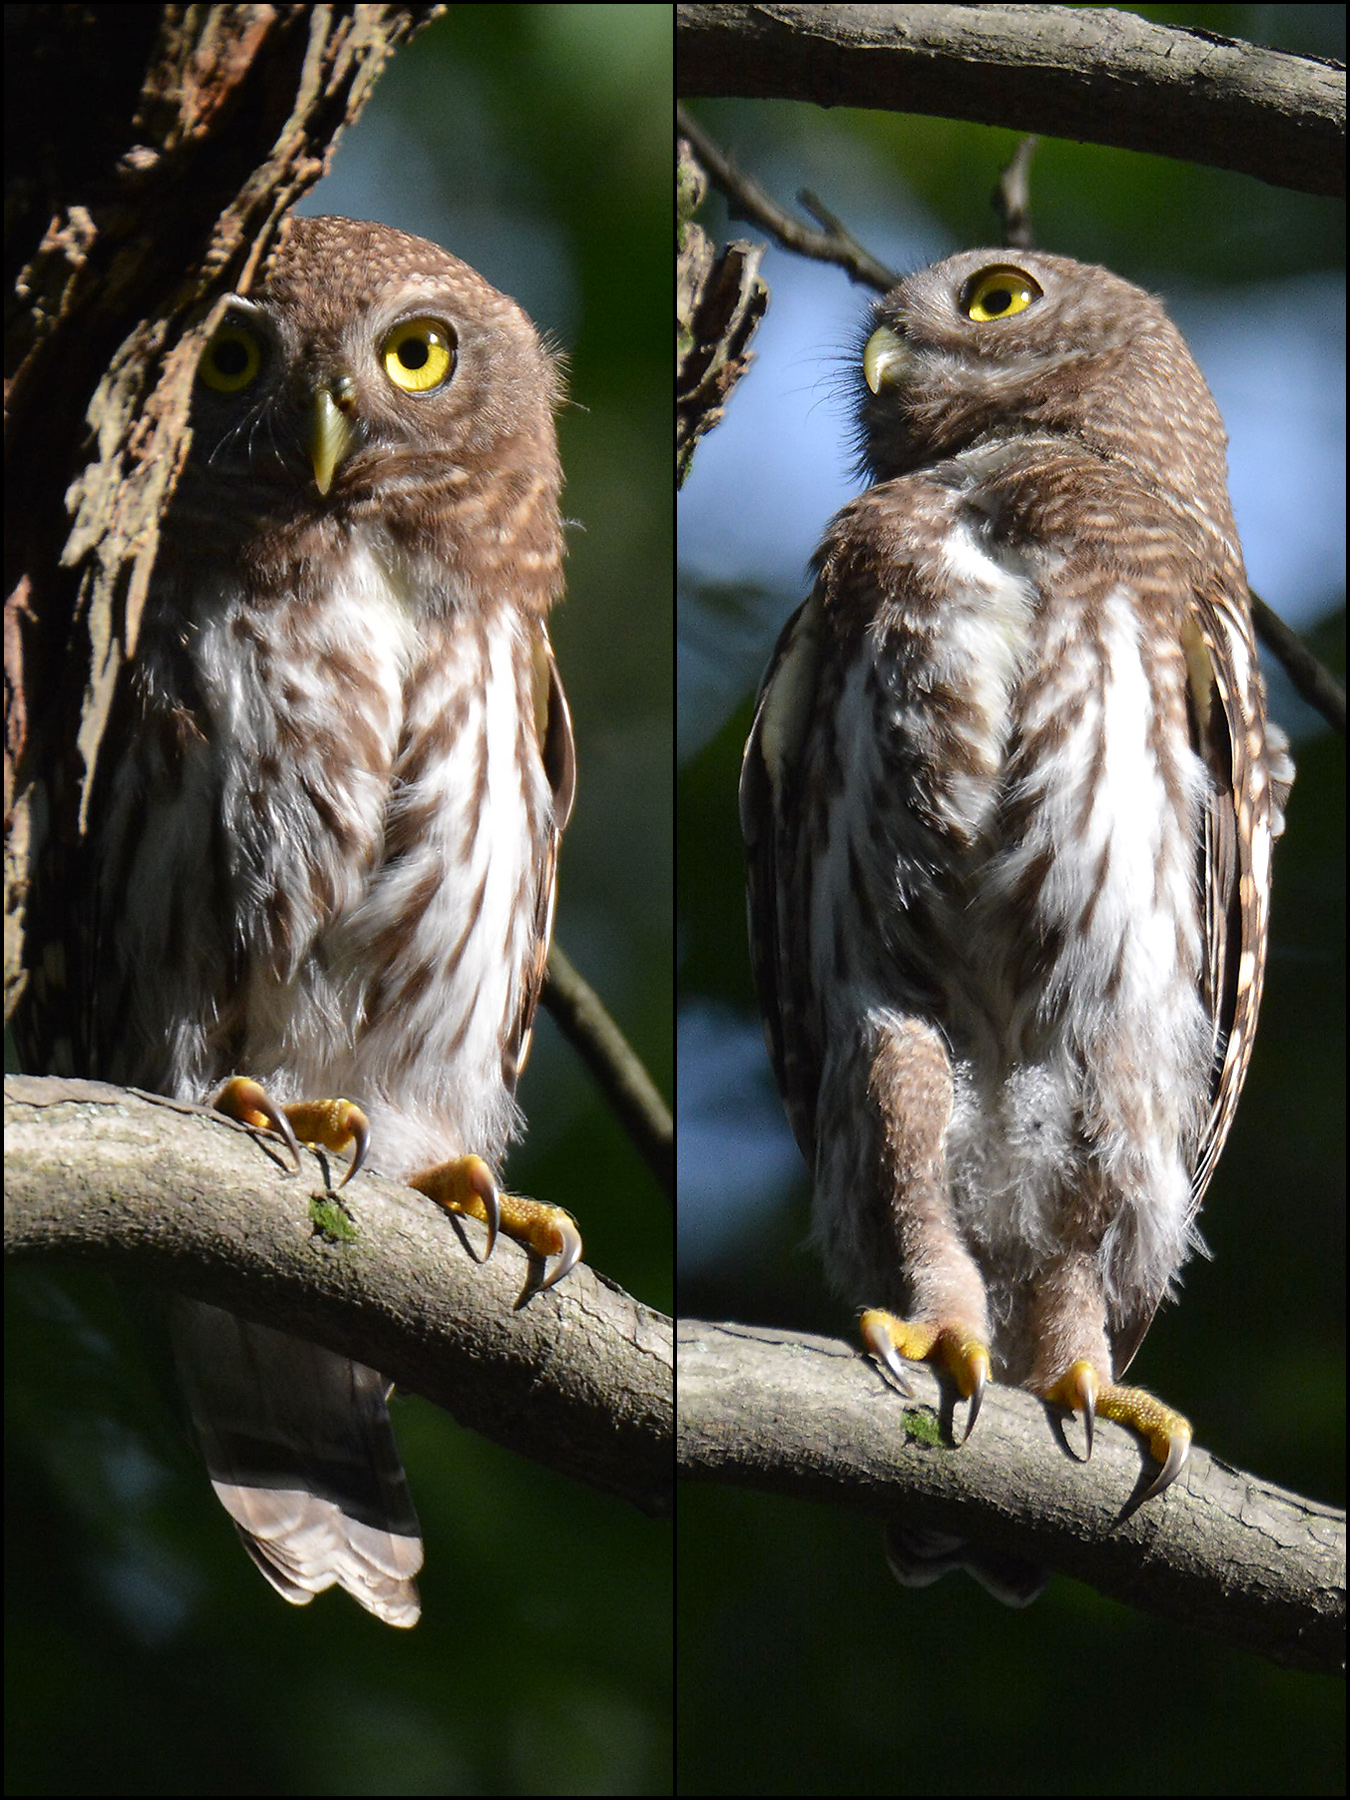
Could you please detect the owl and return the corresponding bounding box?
[740,249,1292,1593]
[85,215,579,1625]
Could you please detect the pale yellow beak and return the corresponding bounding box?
[311,383,355,495]
[863,324,908,395]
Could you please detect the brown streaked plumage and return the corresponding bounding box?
[86,216,576,1624]
[741,249,1291,1599]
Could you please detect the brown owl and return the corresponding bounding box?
[740,249,1292,1595]
[87,215,579,1625]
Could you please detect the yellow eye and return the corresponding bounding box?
[381,318,456,393]
[199,324,264,393]
[961,267,1043,324]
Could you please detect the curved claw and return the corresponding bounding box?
[1048,1363,1189,1501]
[256,1094,304,1175]
[1078,1363,1097,1464]
[1048,1359,1098,1464]
[537,1215,583,1293]
[1139,1423,1191,1503]
[962,1352,988,1442]
[334,1107,370,1189]
[408,1154,505,1263]
[464,1159,501,1262]
[859,1311,916,1397]
[215,1077,302,1174]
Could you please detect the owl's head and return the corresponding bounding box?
[178,216,565,605]
[854,248,1230,526]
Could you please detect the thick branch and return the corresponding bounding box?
[676,4,1345,196]
[678,1320,1345,1674]
[5,1075,673,1521]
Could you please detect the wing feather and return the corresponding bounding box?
[1185,583,1292,1215]
[740,593,824,1164]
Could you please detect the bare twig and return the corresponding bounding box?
[993,135,1039,249]
[677,102,896,291]
[544,943,673,1201]
[1252,589,1346,735]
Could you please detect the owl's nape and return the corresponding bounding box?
[72,216,579,1623]
[742,249,1291,1595]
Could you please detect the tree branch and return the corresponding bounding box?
[678,103,893,292]
[544,942,674,1202]
[680,109,1346,738]
[676,4,1345,196]
[677,131,770,486]
[1250,590,1346,736]
[5,1075,674,1521]
[677,1320,1345,1675]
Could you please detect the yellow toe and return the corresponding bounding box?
[410,1158,581,1294]
[1045,1359,1190,1499]
[860,1310,990,1439]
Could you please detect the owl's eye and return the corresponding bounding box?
[381,318,456,393]
[199,324,265,393]
[961,267,1043,324]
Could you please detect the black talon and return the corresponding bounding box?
[964,1361,986,1441]
[466,1161,500,1261]
[537,1217,582,1293]
[248,1089,302,1174]
[859,1317,915,1397]
[1140,1433,1189,1503]
[336,1110,370,1189]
